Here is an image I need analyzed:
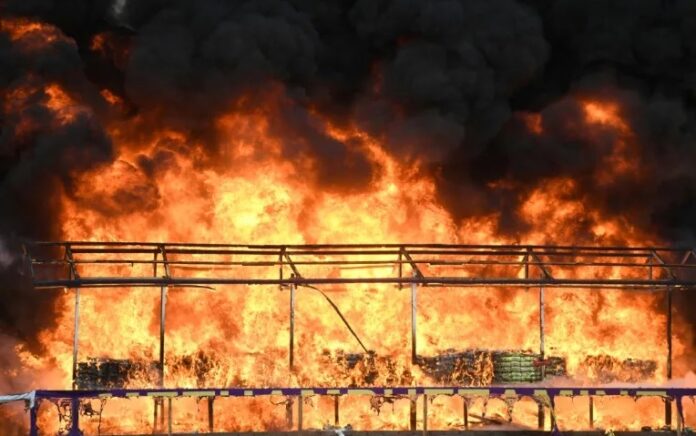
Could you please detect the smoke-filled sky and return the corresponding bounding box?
[1,0,696,351]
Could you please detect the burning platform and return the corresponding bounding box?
[9,242,696,434]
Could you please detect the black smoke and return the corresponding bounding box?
[1,0,696,360]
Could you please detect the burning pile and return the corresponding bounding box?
[321,350,413,386]
[579,355,658,383]
[77,349,653,391]
[417,350,566,384]
[324,348,568,387]
[416,349,494,385]
[76,358,157,390]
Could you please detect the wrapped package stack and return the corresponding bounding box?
[491,351,566,383]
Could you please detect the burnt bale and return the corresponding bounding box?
[76,358,157,389]
[580,355,657,382]
[416,349,493,386]
[322,350,413,386]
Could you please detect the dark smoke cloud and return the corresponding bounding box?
[2,0,696,359]
[0,13,112,348]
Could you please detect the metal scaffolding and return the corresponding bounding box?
[24,242,696,288]
[22,242,696,434]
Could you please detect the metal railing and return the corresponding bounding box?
[24,242,696,289]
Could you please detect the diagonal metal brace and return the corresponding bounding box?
[284,253,302,279]
[65,244,80,281]
[652,250,677,281]
[529,249,552,280]
[401,247,424,279]
[159,245,170,278]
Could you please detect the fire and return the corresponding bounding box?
[582,100,641,184]
[522,112,543,135]
[1,19,692,429]
[0,18,64,44]
[8,86,688,433]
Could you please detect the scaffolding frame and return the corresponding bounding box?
[24,242,696,289]
[22,242,696,434]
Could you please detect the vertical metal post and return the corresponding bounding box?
[297,396,303,431]
[68,397,81,436]
[524,250,546,429]
[538,281,546,429]
[524,251,530,286]
[279,248,284,291]
[285,398,293,430]
[290,277,296,371]
[423,394,428,435]
[398,248,403,289]
[666,287,673,427]
[167,397,173,436]
[677,396,684,436]
[589,396,594,429]
[153,251,162,432]
[159,286,167,387]
[207,397,214,433]
[29,403,38,436]
[154,401,159,433]
[463,397,469,430]
[334,395,339,426]
[411,272,417,364]
[72,288,80,390]
[410,396,417,431]
[539,284,545,363]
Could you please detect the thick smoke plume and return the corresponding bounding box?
[1,0,696,376]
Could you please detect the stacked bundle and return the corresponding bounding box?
[76,358,157,389]
[325,349,568,386]
[581,355,657,382]
[416,349,493,385]
[492,351,566,383]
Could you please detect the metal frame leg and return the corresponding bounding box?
[29,403,38,436]
[68,398,81,436]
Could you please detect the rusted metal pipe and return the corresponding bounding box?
[207,397,214,433]
[289,280,296,371]
[411,272,417,364]
[72,289,80,390]
[334,395,339,426]
[423,394,428,435]
[589,396,594,429]
[666,287,673,428]
[538,280,546,429]
[297,396,303,431]
[410,396,417,431]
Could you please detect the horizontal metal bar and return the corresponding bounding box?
[29,258,696,269]
[26,241,696,252]
[44,248,666,257]
[30,386,696,401]
[32,276,696,289]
